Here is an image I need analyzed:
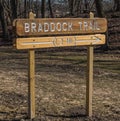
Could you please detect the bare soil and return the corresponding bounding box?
[0,46,120,121]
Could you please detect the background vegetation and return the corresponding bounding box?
[0,0,120,51]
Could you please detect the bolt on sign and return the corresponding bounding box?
[15,18,107,37]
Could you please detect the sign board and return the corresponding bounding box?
[13,12,108,119]
[15,34,105,49]
[14,18,107,37]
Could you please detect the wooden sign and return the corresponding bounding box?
[15,34,105,49]
[14,18,107,37]
[13,12,108,119]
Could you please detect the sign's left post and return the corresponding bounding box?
[28,11,36,119]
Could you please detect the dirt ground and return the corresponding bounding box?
[0,46,120,121]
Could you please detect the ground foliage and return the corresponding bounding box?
[0,46,120,121]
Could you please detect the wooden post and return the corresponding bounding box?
[28,11,36,119]
[86,12,94,117]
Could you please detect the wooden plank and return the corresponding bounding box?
[86,46,93,117]
[86,12,94,117]
[15,18,107,37]
[28,12,35,119]
[28,50,35,119]
[15,34,105,49]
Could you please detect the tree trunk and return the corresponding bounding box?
[29,0,31,9]
[95,0,104,17]
[0,0,9,40]
[18,0,22,18]
[84,0,89,13]
[68,0,74,16]
[48,0,54,18]
[29,0,34,10]
[35,0,39,17]
[41,0,45,18]
[76,0,81,14]
[10,0,18,19]
[114,0,120,11]
[24,0,27,18]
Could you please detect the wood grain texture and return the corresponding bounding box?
[15,34,105,49]
[15,18,107,37]
[86,12,94,117]
[28,50,35,119]
[28,11,35,119]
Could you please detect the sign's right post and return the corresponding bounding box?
[86,12,94,117]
